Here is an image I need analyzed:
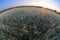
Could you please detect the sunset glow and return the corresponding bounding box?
[0,0,60,12]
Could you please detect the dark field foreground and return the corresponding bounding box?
[0,6,60,40]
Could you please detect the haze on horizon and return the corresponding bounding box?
[0,0,60,12]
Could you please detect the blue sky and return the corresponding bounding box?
[0,0,60,12]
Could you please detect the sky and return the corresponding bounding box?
[0,0,60,12]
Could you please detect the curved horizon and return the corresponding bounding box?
[0,6,59,14]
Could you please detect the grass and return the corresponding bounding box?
[0,6,60,40]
